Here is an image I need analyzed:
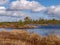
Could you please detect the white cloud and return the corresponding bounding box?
[0,0,9,5]
[0,6,6,9]
[0,11,27,17]
[0,7,26,22]
[0,6,28,18]
[9,0,45,12]
[44,5,60,19]
[10,11,28,17]
[0,6,6,14]
[0,6,28,21]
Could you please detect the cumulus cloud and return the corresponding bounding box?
[0,0,9,5]
[44,5,60,19]
[9,0,45,12]
[0,6,6,15]
[0,6,28,22]
[0,6,28,18]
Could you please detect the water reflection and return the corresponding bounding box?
[26,29,60,36]
[0,28,60,36]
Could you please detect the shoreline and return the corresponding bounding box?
[0,24,60,29]
[0,24,38,29]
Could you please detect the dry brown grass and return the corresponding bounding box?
[0,30,60,45]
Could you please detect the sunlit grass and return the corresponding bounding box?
[0,30,60,45]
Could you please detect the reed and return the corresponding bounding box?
[0,30,60,45]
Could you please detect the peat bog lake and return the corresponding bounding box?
[0,25,60,36]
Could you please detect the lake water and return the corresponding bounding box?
[0,25,60,36]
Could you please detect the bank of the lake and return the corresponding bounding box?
[0,23,60,29]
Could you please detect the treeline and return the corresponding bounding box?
[0,17,60,27]
[18,17,60,25]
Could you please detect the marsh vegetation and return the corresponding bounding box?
[0,30,60,45]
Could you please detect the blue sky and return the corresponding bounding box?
[36,0,60,6]
[0,0,60,22]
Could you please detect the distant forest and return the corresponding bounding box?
[0,16,60,25]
